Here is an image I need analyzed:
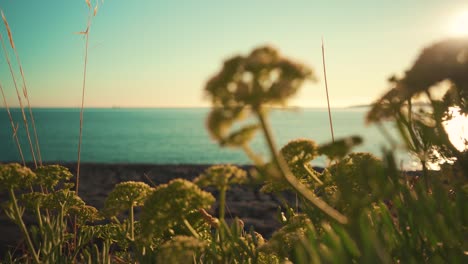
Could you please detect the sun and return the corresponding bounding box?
[443,107,468,152]
[449,10,468,37]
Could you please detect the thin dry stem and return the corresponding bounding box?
[1,10,42,165]
[12,46,43,165]
[143,172,157,187]
[0,30,37,167]
[74,10,94,254]
[0,83,25,165]
[321,37,335,143]
[76,15,92,195]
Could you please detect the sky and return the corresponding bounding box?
[0,0,467,108]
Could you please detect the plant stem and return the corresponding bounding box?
[303,163,323,185]
[0,31,37,168]
[219,187,227,221]
[76,24,90,195]
[13,49,43,166]
[8,188,40,264]
[0,83,25,165]
[130,205,135,241]
[255,107,347,224]
[74,14,92,252]
[35,205,43,230]
[322,37,335,143]
[183,218,200,239]
[242,144,264,166]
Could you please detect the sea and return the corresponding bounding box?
[0,107,418,169]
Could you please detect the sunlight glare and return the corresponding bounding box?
[443,107,468,152]
[449,10,468,37]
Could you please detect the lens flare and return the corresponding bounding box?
[449,10,468,37]
[443,107,468,151]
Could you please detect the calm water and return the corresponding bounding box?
[0,108,414,168]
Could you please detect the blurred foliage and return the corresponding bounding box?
[205,45,315,144]
[367,37,468,179]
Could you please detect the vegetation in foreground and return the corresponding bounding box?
[0,1,467,262]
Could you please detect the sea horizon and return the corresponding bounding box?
[1,107,417,169]
[0,105,371,110]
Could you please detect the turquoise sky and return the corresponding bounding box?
[0,0,466,107]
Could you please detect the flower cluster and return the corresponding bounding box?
[326,153,387,213]
[0,163,36,190]
[156,235,207,263]
[34,165,73,189]
[69,204,103,225]
[261,139,323,193]
[206,46,314,108]
[259,214,313,258]
[194,164,247,190]
[42,189,85,211]
[280,139,318,166]
[104,181,153,216]
[140,179,215,240]
[21,192,47,209]
[205,46,315,143]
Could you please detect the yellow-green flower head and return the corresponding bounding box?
[259,214,312,258]
[258,252,281,264]
[194,164,248,190]
[0,163,36,190]
[104,181,153,216]
[327,152,386,210]
[156,235,207,263]
[280,139,318,166]
[21,192,47,209]
[89,223,123,242]
[35,165,73,189]
[205,45,315,109]
[69,205,103,225]
[141,179,215,240]
[329,152,383,182]
[42,189,85,211]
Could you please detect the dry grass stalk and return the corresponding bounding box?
[0,82,25,165]
[74,2,99,252]
[321,37,335,142]
[77,0,99,195]
[76,20,90,195]
[1,10,43,165]
[0,25,37,168]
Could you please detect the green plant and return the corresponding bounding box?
[205,45,348,224]
[104,181,152,241]
[1,164,39,263]
[194,164,247,221]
